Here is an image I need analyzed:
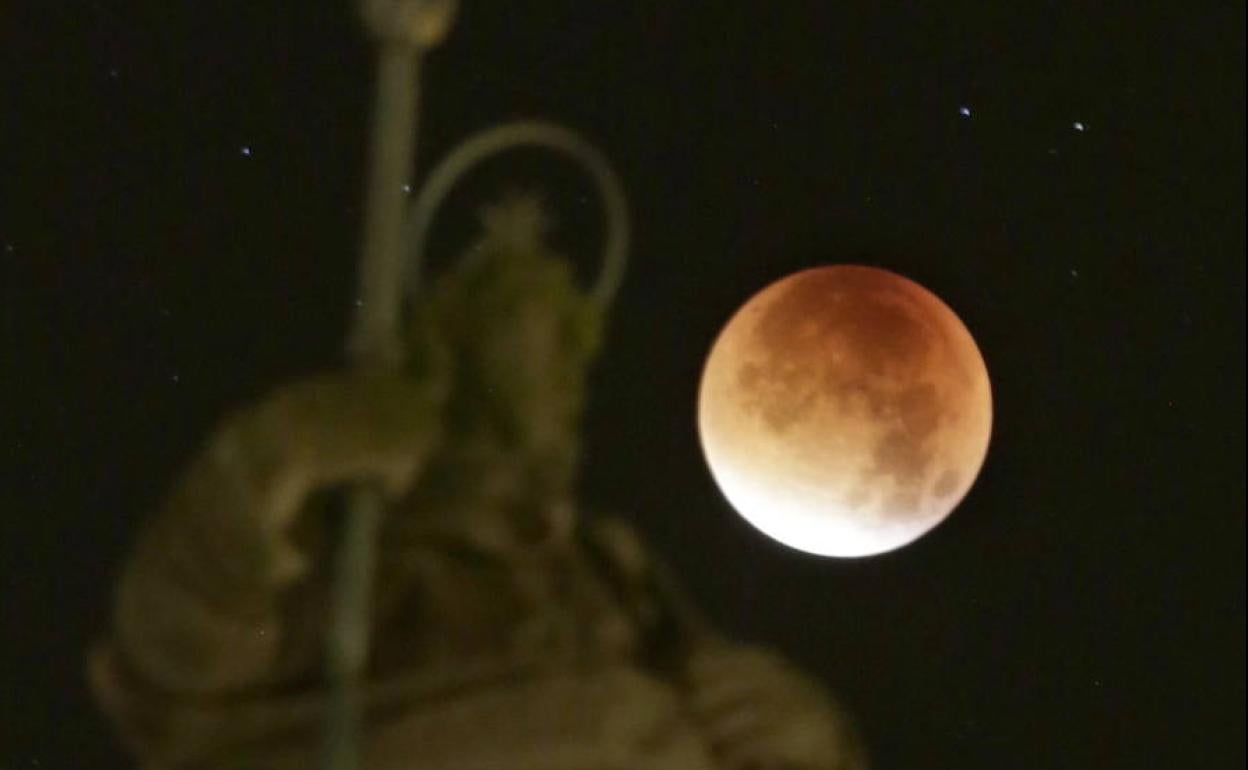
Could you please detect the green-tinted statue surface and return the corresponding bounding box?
[90,196,868,770]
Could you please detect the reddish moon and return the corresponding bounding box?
[697,265,992,557]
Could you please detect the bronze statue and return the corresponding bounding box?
[89,195,869,769]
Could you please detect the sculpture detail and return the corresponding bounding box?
[90,195,868,770]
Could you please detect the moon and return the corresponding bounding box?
[697,265,992,557]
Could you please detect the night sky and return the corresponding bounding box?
[4,3,1244,769]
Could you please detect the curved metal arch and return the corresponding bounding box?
[403,120,630,309]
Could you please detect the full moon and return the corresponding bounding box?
[697,265,992,557]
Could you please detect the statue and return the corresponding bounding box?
[88,195,869,769]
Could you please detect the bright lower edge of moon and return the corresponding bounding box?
[697,265,992,558]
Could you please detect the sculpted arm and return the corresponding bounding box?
[90,373,444,758]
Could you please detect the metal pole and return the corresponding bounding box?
[323,45,421,770]
[346,47,422,371]
[323,4,456,768]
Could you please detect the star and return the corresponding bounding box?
[1072,121,1087,132]
[240,146,253,157]
[170,373,181,384]
[958,106,972,118]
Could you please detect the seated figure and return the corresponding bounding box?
[89,196,869,770]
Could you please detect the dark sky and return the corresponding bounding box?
[4,3,1244,769]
